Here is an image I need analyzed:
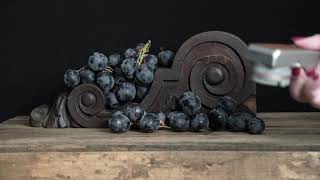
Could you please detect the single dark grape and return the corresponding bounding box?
[166,111,180,126]
[105,92,120,109]
[216,96,237,115]
[113,67,126,86]
[247,117,265,134]
[168,112,190,132]
[135,64,154,84]
[124,48,137,59]
[158,50,174,67]
[111,111,123,118]
[121,58,137,79]
[64,69,80,87]
[139,113,160,133]
[178,91,201,116]
[190,113,209,132]
[117,82,136,102]
[144,54,158,71]
[167,111,181,125]
[125,106,145,123]
[208,108,228,130]
[135,43,145,53]
[108,53,122,67]
[88,52,108,71]
[108,111,131,133]
[80,68,96,84]
[135,85,149,101]
[227,113,253,132]
[96,71,115,93]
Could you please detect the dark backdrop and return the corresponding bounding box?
[1,0,319,122]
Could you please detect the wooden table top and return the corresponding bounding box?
[1,112,320,153]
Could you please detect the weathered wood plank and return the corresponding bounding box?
[0,113,320,180]
[0,151,319,180]
[0,113,320,152]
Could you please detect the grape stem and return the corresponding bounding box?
[77,65,88,72]
[159,121,170,129]
[137,40,151,65]
[105,66,113,73]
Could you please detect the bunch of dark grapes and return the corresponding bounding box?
[161,92,265,134]
[63,42,175,133]
[63,41,265,134]
[208,96,265,134]
[108,106,162,133]
[63,42,175,106]
[166,91,209,132]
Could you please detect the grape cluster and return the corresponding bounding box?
[63,42,175,106]
[107,92,205,133]
[106,91,265,134]
[63,41,265,135]
[108,106,162,133]
[208,97,266,134]
[163,92,206,132]
[163,92,265,134]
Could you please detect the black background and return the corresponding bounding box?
[1,0,319,122]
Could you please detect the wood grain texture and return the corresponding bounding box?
[1,113,320,152]
[0,151,319,180]
[0,113,320,179]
